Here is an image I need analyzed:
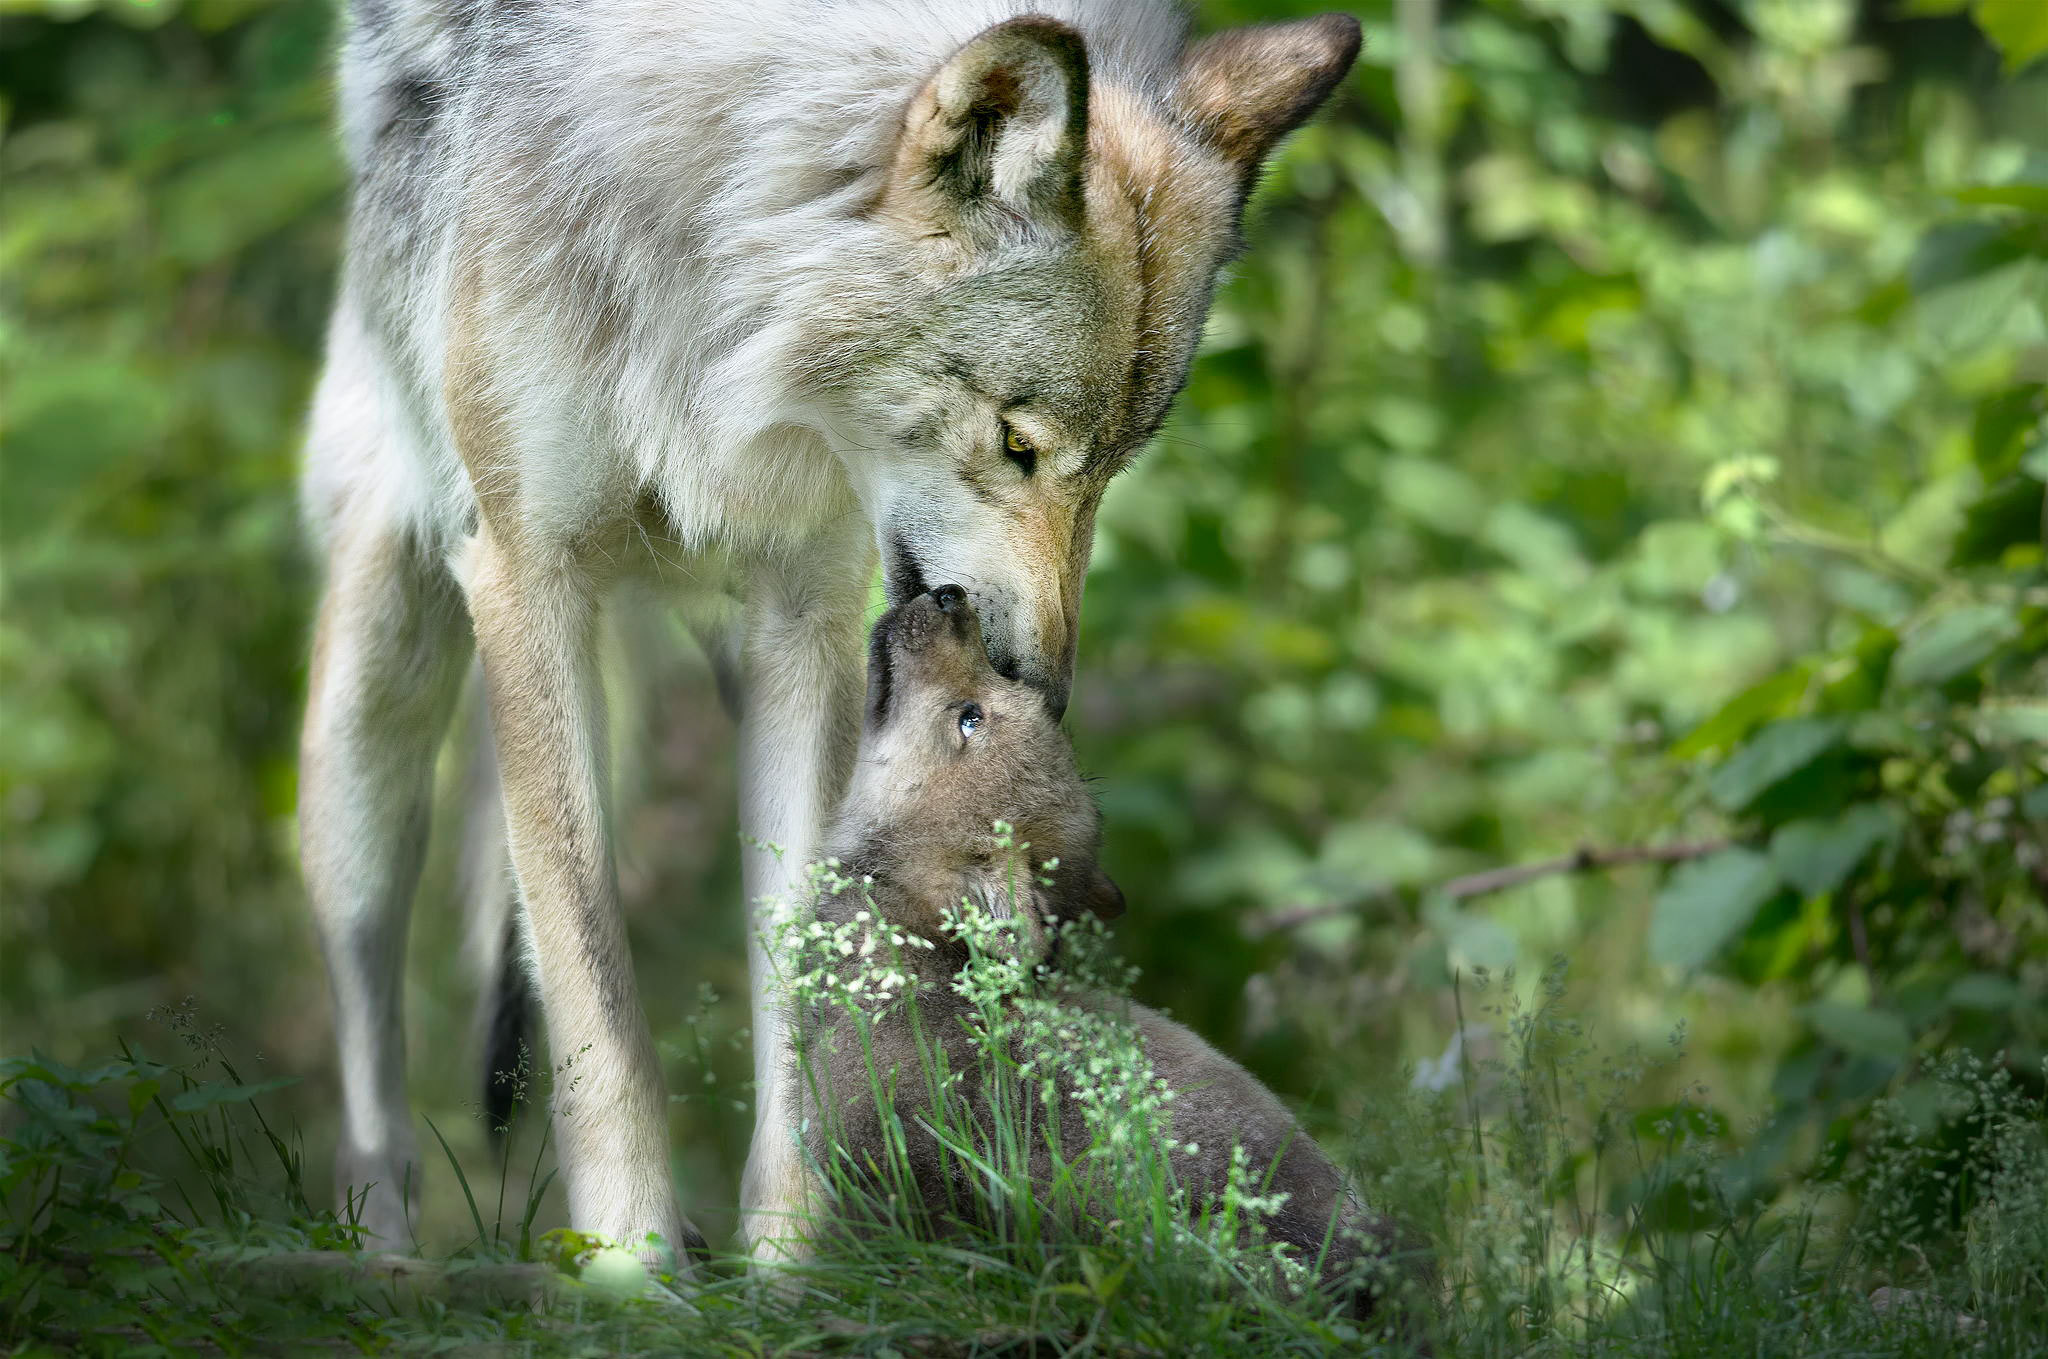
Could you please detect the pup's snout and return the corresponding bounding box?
[896,585,978,652]
[867,590,995,722]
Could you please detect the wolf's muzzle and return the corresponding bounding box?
[883,539,1070,715]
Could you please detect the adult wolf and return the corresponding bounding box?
[301,0,1360,1265]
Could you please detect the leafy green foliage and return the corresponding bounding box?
[0,1042,367,1351]
[6,972,2045,1355]
[1973,0,2048,75]
[1647,141,2046,1158]
[1649,847,1780,970]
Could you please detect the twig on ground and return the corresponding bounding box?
[1245,839,1733,939]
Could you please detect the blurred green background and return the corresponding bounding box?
[2,0,2043,1252]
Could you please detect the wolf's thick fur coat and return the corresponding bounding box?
[302,0,1359,1261]
[801,589,1398,1316]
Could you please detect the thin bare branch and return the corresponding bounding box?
[1244,839,1733,939]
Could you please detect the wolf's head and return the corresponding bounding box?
[814,13,1361,714]
[831,585,1123,948]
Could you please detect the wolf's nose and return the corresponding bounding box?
[931,584,967,612]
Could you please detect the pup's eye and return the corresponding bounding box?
[958,702,984,739]
[1002,423,1037,478]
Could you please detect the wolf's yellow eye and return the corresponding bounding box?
[1001,424,1038,477]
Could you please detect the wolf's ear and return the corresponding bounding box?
[1177,14,1361,186]
[886,16,1090,235]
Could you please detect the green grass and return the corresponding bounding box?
[4,933,2041,1356]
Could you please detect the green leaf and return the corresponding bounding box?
[2022,439,2048,482]
[168,1076,298,1112]
[1946,973,2021,1010]
[1649,848,1782,970]
[1801,1002,1911,1059]
[1701,455,1780,508]
[1978,700,2048,745]
[1972,388,2043,477]
[1769,804,1897,899]
[159,127,343,267]
[1891,604,2022,688]
[1818,625,1898,711]
[0,1057,139,1093]
[1079,1248,1131,1303]
[1382,457,1485,536]
[1847,710,1927,756]
[1670,665,1813,759]
[1974,0,2048,73]
[1951,478,2048,565]
[1708,718,1846,813]
[1952,183,2048,213]
[1909,221,2030,293]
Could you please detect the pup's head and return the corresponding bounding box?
[835,586,1123,947]
[813,14,1362,715]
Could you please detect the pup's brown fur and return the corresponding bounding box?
[798,587,1407,1322]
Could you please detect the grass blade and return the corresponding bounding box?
[423,1113,488,1253]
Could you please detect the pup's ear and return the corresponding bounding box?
[885,16,1090,236]
[1177,14,1361,188]
[1080,865,1125,923]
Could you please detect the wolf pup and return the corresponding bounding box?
[796,587,1407,1322]
[303,0,1361,1261]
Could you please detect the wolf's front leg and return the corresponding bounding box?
[461,528,703,1273]
[734,525,873,1261]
